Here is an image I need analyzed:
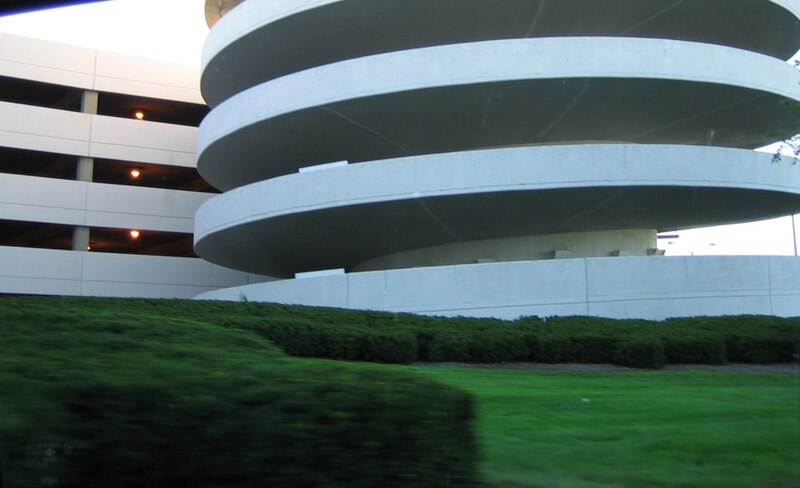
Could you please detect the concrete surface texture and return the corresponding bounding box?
[195,256,800,320]
[0,33,263,298]
[195,0,800,319]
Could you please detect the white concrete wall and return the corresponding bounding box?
[0,34,240,299]
[196,256,800,320]
[0,34,200,166]
[0,32,202,104]
[353,229,658,270]
[89,115,198,168]
[193,4,800,320]
[200,0,800,106]
[195,144,800,276]
[199,37,800,163]
[93,50,202,104]
[197,144,800,240]
[0,102,198,168]
[0,246,267,298]
[0,173,209,233]
[0,101,92,157]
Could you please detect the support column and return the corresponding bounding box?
[76,156,93,182]
[72,226,90,251]
[76,90,97,183]
[73,90,98,251]
[81,89,98,115]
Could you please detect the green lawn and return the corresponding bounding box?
[0,297,797,487]
[404,365,800,488]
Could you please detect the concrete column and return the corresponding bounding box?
[76,157,94,182]
[81,89,98,115]
[73,90,98,250]
[76,157,93,182]
[76,90,98,182]
[72,226,90,251]
[76,90,97,182]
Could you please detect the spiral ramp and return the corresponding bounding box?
[194,0,800,319]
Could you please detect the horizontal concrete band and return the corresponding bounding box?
[198,38,800,189]
[201,0,800,106]
[0,246,265,299]
[0,173,210,233]
[352,229,659,272]
[194,255,800,321]
[194,145,800,276]
[0,102,198,168]
[0,33,203,104]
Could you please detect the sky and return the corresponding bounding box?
[0,0,797,257]
[0,0,208,65]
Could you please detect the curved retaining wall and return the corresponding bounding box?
[195,1,800,319]
[201,0,800,105]
[198,38,800,189]
[196,256,800,320]
[195,144,800,276]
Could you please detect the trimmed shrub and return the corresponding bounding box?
[414,330,435,361]
[515,315,545,327]
[475,330,529,363]
[320,326,364,360]
[725,333,797,364]
[661,333,727,365]
[613,338,666,369]
[2,297,798,370]
[361,330,418,364]
[537,334,574,363]
[427,330,528,363]
[569,334,618,363]
[250,319,330,358]
[4,366,478,488]
[520,332,541,361]
[428,332,471,362]
[0,305,480,486]
[234,320,417,363]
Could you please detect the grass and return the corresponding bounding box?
[0,296,798,487]
[408,366,800,488]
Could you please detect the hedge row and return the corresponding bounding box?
[230,318,419,364]
[3,297,798,369]
[0,303,479,487]
[218,313,797,369]
[3,369,477,488]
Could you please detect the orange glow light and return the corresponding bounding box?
[129,230,140,239]
[134,111,145,120]
[130,169,141,179]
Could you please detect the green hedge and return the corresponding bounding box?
[533,332,618,364]
[3,371,477,487]
[427,330,528,363]
[726,334,797,363]
[13,296,796,486]
[105,296,800,368]
[661,332,727,365]
[1,297,797,371]
[613,338,666,369]
[14,368,476,488]
[0,303,479,487]
[223,318,418,364]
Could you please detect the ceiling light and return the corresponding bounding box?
[129,230,140,239]
[130,169,141,179]
[134,111,145,120]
